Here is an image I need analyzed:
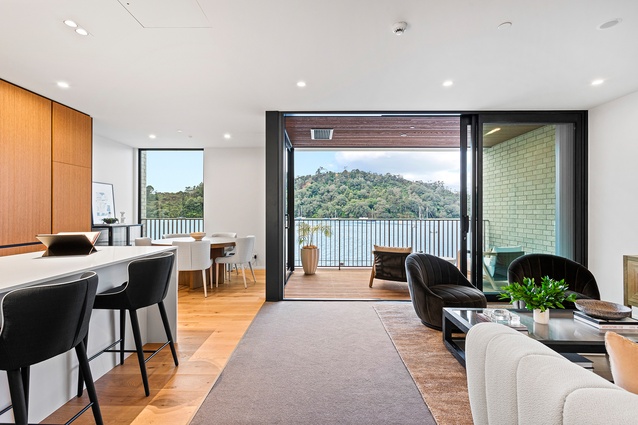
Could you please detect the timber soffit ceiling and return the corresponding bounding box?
[285,116,542,149]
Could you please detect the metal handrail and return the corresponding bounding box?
[294,218,463,268]
[141,218,204,240]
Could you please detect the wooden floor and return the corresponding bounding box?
[44,270,266,425]
[285,267,411,300]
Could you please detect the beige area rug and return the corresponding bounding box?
[374,303,473,425]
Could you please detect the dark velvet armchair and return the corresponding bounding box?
[406,253,487,330]
[507,253,601,308]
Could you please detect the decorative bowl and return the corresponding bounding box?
[574,299,631,320]
[190,232,206,241]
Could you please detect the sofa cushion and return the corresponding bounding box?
[516,354,618,425]
[563,387,638,425]
[605,331,638,394]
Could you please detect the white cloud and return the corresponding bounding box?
[332,150,460,190]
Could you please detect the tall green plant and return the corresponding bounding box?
[298,223,332,248]
[498,276,576,312]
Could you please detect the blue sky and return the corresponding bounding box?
[295,150,461,191]
[146,150,203,192]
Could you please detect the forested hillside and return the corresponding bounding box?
[144,182,203,218]
[295,169,459,219]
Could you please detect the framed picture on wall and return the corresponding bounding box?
[92,182,116,225]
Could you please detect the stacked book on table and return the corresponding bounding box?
[573,310,638,331]
[559,352,594,369]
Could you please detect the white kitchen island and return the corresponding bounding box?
[0,246,177,423]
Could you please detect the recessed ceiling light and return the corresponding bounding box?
[149,134,157,139]
[485,128,501,136]
[598,18,622,30]
[63,20,78,28]
[75,28,89,36]
[224,133,231,139]
[297,81,306,88]
[498,21,512,30]
[56,81,70,89]
[400,133,407,137]
[443,80,454,87]
[177,129,183,133]
[591,79,605,86]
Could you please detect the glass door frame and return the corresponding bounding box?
[469,111,588,297]
[266,110,587,301]
[285,132,295,281]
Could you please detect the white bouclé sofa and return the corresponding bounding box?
[465,322,638,425]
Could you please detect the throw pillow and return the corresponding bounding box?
[605,331,638,394]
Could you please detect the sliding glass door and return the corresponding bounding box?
[266,111,587,301]
[473,113,587,295]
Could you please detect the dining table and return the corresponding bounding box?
[152,236,236,288]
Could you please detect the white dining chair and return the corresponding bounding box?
[209,232,237,238]
[209,232,238,274]
[134,237,152,246]
[173,240,213,297]
[163,233,190,239]
[215,236,256,288]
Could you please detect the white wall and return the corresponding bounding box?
[204,147,266,268]
[93,135,138,223]
[589,90,638,303]
[92,140,266,267]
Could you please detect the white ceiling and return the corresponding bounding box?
[2,0,637,149]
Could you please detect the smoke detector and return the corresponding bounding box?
[393,21,408,35]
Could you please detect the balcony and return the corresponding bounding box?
[293,218,464,268]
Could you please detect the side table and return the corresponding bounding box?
[92,224,143,246]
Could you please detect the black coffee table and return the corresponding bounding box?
[442,307,638,367]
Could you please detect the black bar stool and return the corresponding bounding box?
[79,251,178,397]
[0,272,102,425]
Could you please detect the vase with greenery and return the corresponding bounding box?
[297,222,332,275]
[498,276,577,324]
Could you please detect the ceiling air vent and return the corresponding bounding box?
[310,128,334,140]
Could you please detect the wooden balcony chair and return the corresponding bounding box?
[369,245,413,287]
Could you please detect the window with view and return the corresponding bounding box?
[139,149,204,239]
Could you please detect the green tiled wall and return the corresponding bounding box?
[483,125,555,254]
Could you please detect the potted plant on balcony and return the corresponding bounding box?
[498,276,577,324]
[298,222,332,275]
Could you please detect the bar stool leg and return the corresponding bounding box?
[7,369,28,425]
[20,367,29,415]
[119,309,126,365]
[77,335,88,397]
[75,342,104,425]
[158,301,179,366]
[128,309,150,396]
